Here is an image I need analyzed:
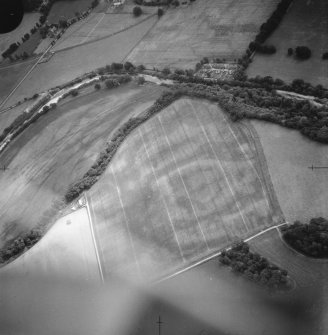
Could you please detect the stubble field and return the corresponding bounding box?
[0,83,165,247]
[247,0,328,87]
[127,0,279,69]
[87,98,282,282]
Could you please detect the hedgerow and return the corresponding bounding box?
[219,242,291,291]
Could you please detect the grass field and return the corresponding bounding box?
[0,207,101,283]
[127,0,279,69]
[87,97,282,282]
[47,0,94,24]
[53,12,155,52]
[247,0,328,87]
[0,16,157,109]
[251,120,328,223]
[0,83,165,247]
[12,31,42,58]
[249,228,328,287]
[0,13,40,61]
[0,60,35,105]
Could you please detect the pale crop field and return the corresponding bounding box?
[0,207,101,283]
[251,120,328,224]
[87,98,282,282]
[0,83,165,247]
[247,0,328,87]
[127,0,279,69]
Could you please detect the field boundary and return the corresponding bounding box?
[154,223,288,284]
[85,195,105,283]
[239,120,285,222]
[54,13,157,55]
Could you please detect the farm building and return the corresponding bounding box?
[113,0,125,7]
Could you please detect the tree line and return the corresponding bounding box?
[218,242,291,291]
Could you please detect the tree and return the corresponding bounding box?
[287,47,293,56]
[295,46,311,60]
[158,8,164,17]
[94,83,101,90]
[124,61,135,72]
[138,76,145,85]
[133,6,142,17]
[322,52,328,60]
[162,67,171,75]
[59,19,68,28]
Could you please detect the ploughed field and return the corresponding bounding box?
[127,0,279,69]
[0,83,165,247]
[247,0,328,87]
[87,98,282,282]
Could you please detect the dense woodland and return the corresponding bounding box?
[282,218,328,258]
[218,242,291,290]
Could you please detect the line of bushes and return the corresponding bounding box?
[0,229,42,263]
[65,89,184,202]
[0,93,51,144]
[237,0,293,73]
[281,217,328,258]
[218,242,291,291]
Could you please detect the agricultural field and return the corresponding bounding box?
[0,16,157,109]
[0,60,35,105]
[53,11,155,52]
[0,207,101,283]
[47,0,94,25]
[127,0,280,69]
[0,83,165,247]
[0,13,40,62]
[251,120,328,223]
[87,98,283,283]
[249,228,328,288]
[247,0,328,87]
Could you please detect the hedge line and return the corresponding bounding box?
[65,89,184,202]
[219,242,291,291]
